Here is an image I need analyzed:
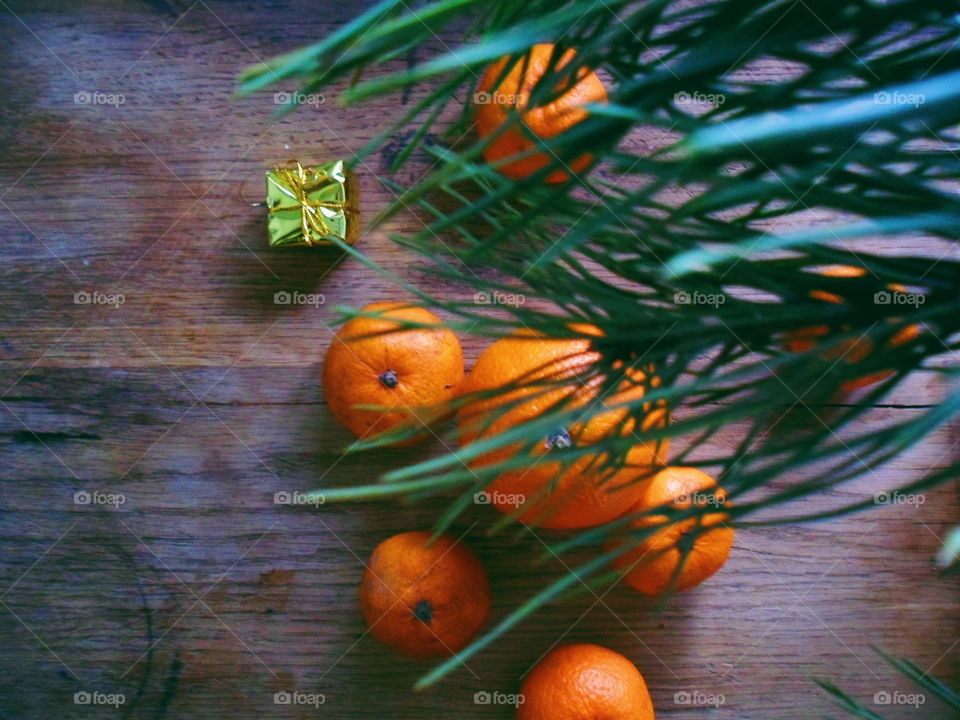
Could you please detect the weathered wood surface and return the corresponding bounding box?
[0,1,958,719]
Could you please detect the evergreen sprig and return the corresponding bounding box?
[240,0,960,688]
[814,646,960,717]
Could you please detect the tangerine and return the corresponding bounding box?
[608,466,734,595]
[474,43,607,183]
[517,643,655,720]
[358,530,490,659]
[783,265,921,392]
[458,329,668,530]
[323,302,463,444]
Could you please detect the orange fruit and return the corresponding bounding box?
[457,328,668,530]
[358,530,490,659]
[518,643,655,720]
[783,265,921,392]
[474,43,607,183]
[608,466,734,595]
[323,302,463,444]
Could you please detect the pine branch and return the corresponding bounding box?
[814,646,960,717]
[240,0,960,687]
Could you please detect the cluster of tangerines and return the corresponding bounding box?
[323,302,732,718]
[320,44,921,718]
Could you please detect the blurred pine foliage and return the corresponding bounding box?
[240,0,960,688]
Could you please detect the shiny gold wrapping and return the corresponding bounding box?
[265,159,359,248]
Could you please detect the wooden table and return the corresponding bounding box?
[0,1,957,718]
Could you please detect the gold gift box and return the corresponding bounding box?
[265,159,359,248]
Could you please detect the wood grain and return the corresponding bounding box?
[0,1,958,718]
